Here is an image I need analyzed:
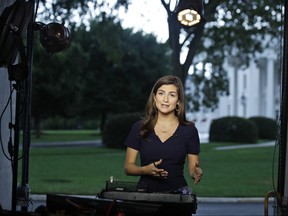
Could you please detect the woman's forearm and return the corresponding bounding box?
[124,163,147,176]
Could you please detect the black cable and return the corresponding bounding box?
[0,79,27,162]
[0,81,16,161]
[271,119,282,207]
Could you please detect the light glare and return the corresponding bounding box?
[177,9,201,26]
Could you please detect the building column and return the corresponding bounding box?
[266,59,275,118]
[257,58,267,116]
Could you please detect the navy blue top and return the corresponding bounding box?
[124,120,200,193]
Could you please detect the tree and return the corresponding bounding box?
[161,0,282,111]
[31,11,171,132]
[37,0,129,25]
[35,0,282,112]
[32,37,89,136]
[73,15,171,130]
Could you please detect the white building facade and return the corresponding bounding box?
[185,49,281,137]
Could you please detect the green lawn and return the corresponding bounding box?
[22,130,279,198]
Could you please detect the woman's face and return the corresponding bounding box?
[154,84,179,114]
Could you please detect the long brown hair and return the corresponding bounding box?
[139,75,192,138]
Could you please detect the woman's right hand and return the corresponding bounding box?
[145,159,168,179]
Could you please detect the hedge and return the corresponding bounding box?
[102,112,143,149]
[209,116,258,143]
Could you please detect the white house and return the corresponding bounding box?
[185,49,281,138]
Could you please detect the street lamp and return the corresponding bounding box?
[175,0,205,27]
[240,94,246,106]
[240,94,247,117]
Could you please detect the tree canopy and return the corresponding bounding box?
[36,0,283,112]
[30,0,283,132]
[161,0,283,111]
[32,12,171,132]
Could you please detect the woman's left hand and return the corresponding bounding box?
[192,162,203,185]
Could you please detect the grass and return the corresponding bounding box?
[20,130,279,198]
[196,142,278,197]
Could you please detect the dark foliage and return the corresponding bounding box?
[102,112,143,149]
[248,116,278,140]
[209,116,258,143]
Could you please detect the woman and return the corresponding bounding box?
[124,75,202,193]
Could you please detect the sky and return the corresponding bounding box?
[38,0,169,43]
[117,0,169,42]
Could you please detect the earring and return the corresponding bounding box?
[175,104,179,112]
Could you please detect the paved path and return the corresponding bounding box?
[31,140,103,148]
[215,141,275,150]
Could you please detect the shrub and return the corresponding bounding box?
[209,116,258,143]
[102,112,143,149]
[248,116,278,140]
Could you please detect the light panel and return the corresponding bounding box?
[177,9,201,26]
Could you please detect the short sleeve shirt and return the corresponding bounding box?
[124,120,200,192]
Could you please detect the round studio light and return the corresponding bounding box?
[177,9,201,27]
[175,0,205,28]
[39,22,71,54]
